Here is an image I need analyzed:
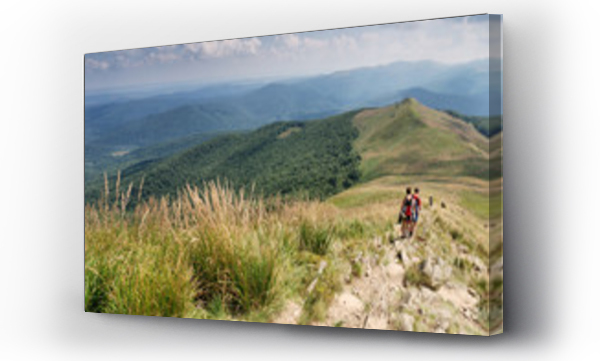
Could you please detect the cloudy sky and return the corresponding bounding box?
[85,15,492,91]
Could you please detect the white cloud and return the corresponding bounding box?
[147,50,180,64]
[271,34,329,60]
[86,16,494,89]
[85,58,110,70]
[302,36,328,50]
[331,35,358,52]
[183,43,203,53]
[277,34,301,49]
[360,32,380,43]
[186,38,262,58]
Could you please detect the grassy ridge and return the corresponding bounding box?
[444,110,503,137]
[353,99,490,181]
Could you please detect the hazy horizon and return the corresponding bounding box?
[85,15,496,92]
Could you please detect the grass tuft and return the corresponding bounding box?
[298,222,333,256]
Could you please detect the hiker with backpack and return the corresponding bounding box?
[399,187,414,238]
[410,187,422,236]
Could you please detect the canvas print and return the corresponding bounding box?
[85,14,503,335]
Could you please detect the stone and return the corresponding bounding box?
[462,254,487,273]
[365,316,388,330]
[420,257,452,289]
[420,287,436,301]
[386,262,404,281]
[398,313,415,332]
[436,310,452,332]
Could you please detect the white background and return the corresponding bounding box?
[1,0,600,360]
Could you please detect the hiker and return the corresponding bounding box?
[399,187,413,238]
[410,188,422,236]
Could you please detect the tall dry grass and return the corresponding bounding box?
[85,180,391,321]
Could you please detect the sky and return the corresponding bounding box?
[85,15,492,92]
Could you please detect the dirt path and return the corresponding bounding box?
[274,204,491,335]
[319,233,486,334]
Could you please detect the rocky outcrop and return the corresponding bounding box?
[419,257,452,290]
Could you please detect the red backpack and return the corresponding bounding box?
[402,195,413,216]
[414,194,421,209]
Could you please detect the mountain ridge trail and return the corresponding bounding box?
[274,205,490,335]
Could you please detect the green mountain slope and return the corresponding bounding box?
[86,111,363,202]
[444,110,502,137]
[353,98,489,181]
[84,131,226,185]
[86,99,492,204]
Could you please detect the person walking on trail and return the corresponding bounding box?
[399,187,414,238]
[410,187,422,237]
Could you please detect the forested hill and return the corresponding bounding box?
[85,99,495,206]
[85,110,363,203]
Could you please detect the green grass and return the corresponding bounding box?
[328,187,398,209]
[187,230,279,314]
[460,191,503,219]
[353,100,490,182]
[85,181,385,322]
[299,261,342,324]
[298,221,333,256]
[85,225,194,317]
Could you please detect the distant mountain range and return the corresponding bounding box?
[85,58,502,184]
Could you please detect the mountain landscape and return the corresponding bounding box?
[83,12,506,336]
[85,98,492,202]
[85,92,503,334]
[85,59,501,185]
